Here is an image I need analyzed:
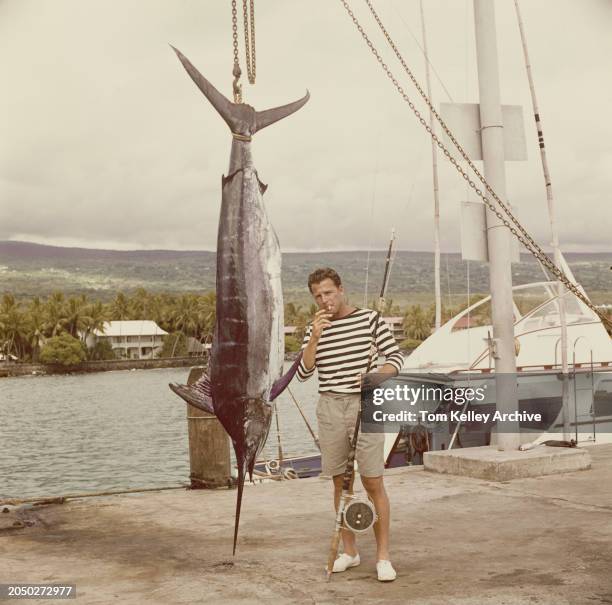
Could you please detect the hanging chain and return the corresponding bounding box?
[231,0,256,102]
[338,0,611,329]
[242,0,256,84]
[231,0,242,103]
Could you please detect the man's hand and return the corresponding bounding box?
[356,364,398,390]
[311,308,333,340]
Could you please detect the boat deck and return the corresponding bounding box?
[2,444,612,604]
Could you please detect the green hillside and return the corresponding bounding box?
[1,241,611,307]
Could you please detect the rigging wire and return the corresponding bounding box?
[389,0,454,103]
[444,253,452,310]
[363,113,384,308]
[287,387,320,451]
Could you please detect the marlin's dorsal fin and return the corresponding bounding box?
[171,46,309,138]
[269,352,303,402]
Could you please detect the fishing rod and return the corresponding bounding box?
[376,228,397,314]
[325,336,379,581]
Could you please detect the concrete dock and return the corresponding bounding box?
[2,444,612,604]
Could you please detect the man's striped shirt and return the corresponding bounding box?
[296,308,404,394]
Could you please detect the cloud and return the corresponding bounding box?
[0,0,610,253]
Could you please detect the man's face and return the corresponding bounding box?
[310,278,345,316]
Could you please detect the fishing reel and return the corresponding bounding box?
[343,496,377,534]
[265,459,280,474]
[264,459,299,480]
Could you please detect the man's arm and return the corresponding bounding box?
[301,332,319,372]
[297,309,332,381]
[368,313,404,385]
[373,315,404,370]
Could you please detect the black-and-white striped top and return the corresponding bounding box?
[296,308,404,394]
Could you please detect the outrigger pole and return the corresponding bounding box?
[513,0,571,439]
[419,0,442,331]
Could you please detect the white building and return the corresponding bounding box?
[89,321,168,360]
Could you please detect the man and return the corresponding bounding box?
[297,267,403,582]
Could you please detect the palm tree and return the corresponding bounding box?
[0,294,27,359]
[82,301,109,344]
[148,295,169,330]
[403,304,431,341]
[129,288,150,320]
[44,292,67,337]
[169,294,199,356]
[284,302,302,325]
[197,292,216,340]
[25,297,46,362]
[64,295,91,339]
[171,294,198,335]
[110,292,130,320]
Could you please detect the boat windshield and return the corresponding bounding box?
[513,284,556,317]
[450,284,554,333]
[519,291,594,330]
[448,283,594,334]
[451,299,492,332]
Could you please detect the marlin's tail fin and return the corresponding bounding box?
[171,46,309,137]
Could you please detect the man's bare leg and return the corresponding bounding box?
[332,474,358,556]
[360,475,390,561]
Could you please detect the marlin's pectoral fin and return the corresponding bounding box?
[269,352,303,402]
[222,169,243,188]
[169,375,215,415]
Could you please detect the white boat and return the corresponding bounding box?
[382,281,612,463]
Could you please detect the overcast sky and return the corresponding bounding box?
[1,0,610,253]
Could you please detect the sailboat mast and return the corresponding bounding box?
[473,0,520,451]
[419,0,442,331]
[514,0,570,439]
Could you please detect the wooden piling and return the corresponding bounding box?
[186,366,232,488]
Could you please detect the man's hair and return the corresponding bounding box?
[308,267,342,293]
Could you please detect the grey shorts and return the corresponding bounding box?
[316,392,385,478]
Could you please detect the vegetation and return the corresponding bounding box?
[0,284,484,364]
[2,243,610,359]
[284,335,302,353]
[3,281,609,363]
[39,333,87,366]
[398,338,423,352]
[88,339,117,361]
[159,332,188,358]
[0,290,216,363]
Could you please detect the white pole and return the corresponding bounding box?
[513,0,570,440]
[419,0,442,331]
[473,0,520,450]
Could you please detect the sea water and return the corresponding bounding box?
[0,366,319,499]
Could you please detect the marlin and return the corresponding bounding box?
[168,47,309,554]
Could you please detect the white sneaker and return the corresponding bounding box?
[376,560,397,582]
[331,553,361,572]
